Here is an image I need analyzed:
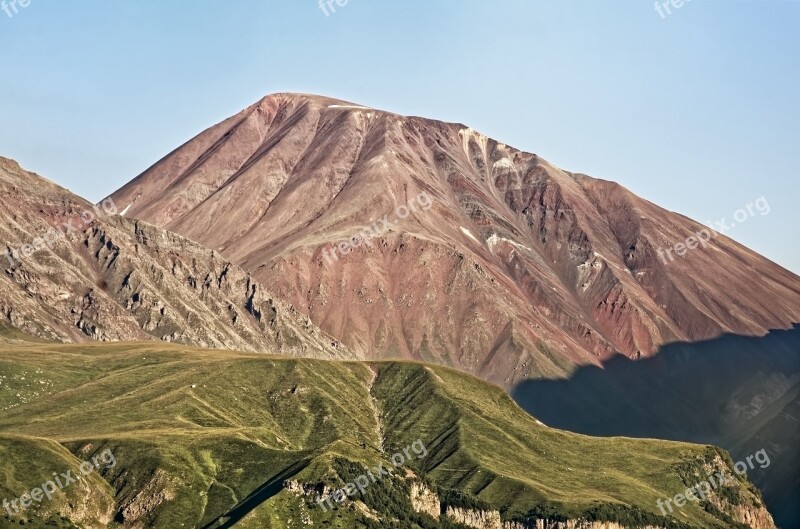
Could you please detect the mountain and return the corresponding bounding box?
[0,156,354,360]
[108,93,800,388]
[2,91,796,529]
[0,340,776,529]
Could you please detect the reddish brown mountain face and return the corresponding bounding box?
[109,93,800,387]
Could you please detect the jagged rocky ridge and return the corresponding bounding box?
[0,156,354,359]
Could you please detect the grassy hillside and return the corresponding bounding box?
[0,342,771,528]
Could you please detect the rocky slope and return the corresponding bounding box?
[0,156,354,359]
[109,93,800,386]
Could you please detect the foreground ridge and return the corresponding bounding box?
[0,341,776,529]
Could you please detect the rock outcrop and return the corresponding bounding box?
[409,481,440,519]
[0,156,357,360]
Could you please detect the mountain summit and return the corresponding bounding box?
[109,93,800,386]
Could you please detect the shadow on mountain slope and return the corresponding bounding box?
[512,325,800,529]
[200,458,311,529]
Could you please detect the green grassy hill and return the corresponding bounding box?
[0,342,773,528]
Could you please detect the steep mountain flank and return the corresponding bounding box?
[0,156,354,359]
[109,93,800,387]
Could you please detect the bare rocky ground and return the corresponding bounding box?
[0,156,354,360]
[109,93,800,387]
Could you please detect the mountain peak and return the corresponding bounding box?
[253,92,377,113]
[108,96,800,387]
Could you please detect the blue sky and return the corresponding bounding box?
[1,0,798,272]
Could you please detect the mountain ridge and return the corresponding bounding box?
[108,92,800,387]
[0,155,355,359]
[0,340,777,529]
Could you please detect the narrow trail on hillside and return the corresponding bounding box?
[367,365,386,454]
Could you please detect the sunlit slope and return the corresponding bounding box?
[0,342,772,528]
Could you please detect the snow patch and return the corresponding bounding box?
[487,233,533,253]
[119,203,132,217]
[492,158,515,171]
[458,127,489,159]
[487,233,500,251]
[460,227,479,243]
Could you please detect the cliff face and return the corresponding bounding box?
[417,450,777,529]
[409,481,440,519]
[428,497,774,529]
[446,510,774,529]
[503,522,661,529]
[108,93,800,387]
[443,507,665,529]
[0,157,356,360]
[688,454,776,529]
[444,505,502,528]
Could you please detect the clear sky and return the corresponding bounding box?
[1,0,797,272]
